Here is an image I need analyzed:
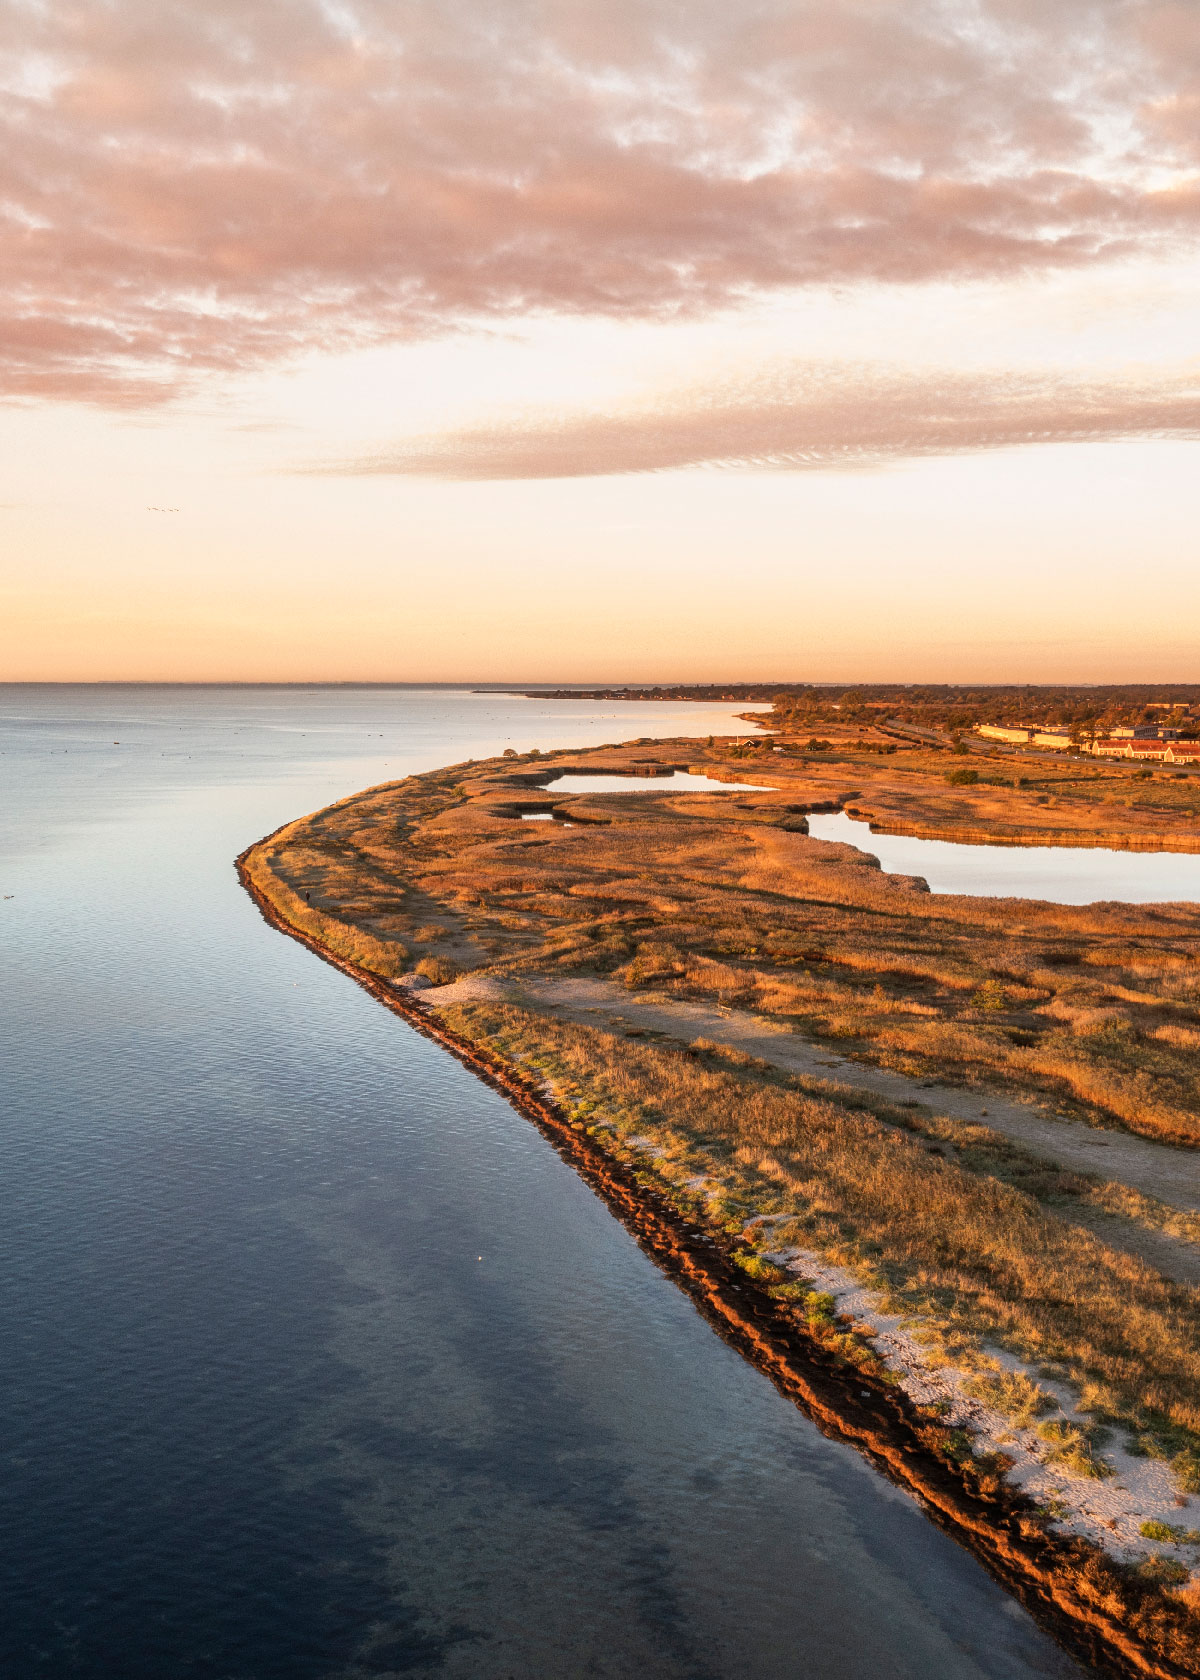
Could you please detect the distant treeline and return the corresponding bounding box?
[525,685,790,703]
[527,684,1200,734]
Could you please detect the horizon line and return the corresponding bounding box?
[3,679,1200,692]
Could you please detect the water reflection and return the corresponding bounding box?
[539,770,772,794]
[808,810,1200,904]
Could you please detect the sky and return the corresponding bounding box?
[3,0,1200,683]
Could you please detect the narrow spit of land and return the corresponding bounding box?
[240,725,1200,1680]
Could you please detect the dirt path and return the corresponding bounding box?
[423,972,1200,1280]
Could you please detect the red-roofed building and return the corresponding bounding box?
[1092,738,1200,761]
[1090,738,1171,758]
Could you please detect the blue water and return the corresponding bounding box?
[0,687,1083,1679]
[808,810,1200,904]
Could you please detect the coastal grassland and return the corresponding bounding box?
[242,741,1200,1407]
[238,767,484,976]
[248,739,1200,1148]
[442,998,1200,1486]
[241,826,412,976]
[739,707,1200,846]
[241,735,1200,1668]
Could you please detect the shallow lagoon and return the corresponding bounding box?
[539,769,771,795]
[532,774,1200,906]
[807,810,1200,905]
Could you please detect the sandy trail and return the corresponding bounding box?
[417,970,1200,1563]
[422,972,1200,1283]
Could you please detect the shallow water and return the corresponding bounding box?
[539,769,773,795]
[808,809,1200,905]
[0,686,1083,1679]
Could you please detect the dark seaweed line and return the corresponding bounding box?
[235,836,1196,1680]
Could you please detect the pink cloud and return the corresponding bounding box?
[315,361,1200,477]
[4,1,1200,403]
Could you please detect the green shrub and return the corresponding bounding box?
[945,767,979,785]
[732,1250,789,1284]
[1139,1520,1200,1544]
[1173,1451,1200,1493]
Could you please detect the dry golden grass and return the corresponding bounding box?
[250,740,1200,1149]
[242,833,411,976]
[962,1369,1060,1429]
[244,738,1200,1491]
[241,736,1200,1660]
[444,999,1200,1491]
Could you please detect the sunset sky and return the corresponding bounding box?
[4,0,1200,682]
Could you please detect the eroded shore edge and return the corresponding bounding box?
[236,833,1196,1680]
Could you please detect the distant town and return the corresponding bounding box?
[978,719,1200,761]
[523,683,1200,763]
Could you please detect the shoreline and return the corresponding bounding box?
[237,831,1200,1680]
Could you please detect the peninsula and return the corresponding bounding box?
[240,709,1200,1679]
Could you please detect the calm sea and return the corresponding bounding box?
[0,687,1083,1679]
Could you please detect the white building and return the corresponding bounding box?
[977,724,1032,743]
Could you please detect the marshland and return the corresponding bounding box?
[242,700,1200,1679]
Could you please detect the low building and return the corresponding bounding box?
[977,724,1032,743]
[1091,738,1173,759]
[1031,730,1072,749]
[1096,726,1179,741]
[1164,742,1200,764]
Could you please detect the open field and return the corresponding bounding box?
[241,727,1200,1676]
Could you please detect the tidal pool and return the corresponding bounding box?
[807,810,1200,905]
[539,770,772,795]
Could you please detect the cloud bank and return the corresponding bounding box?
[6,1,1200,403]
[318,363,1200,478]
